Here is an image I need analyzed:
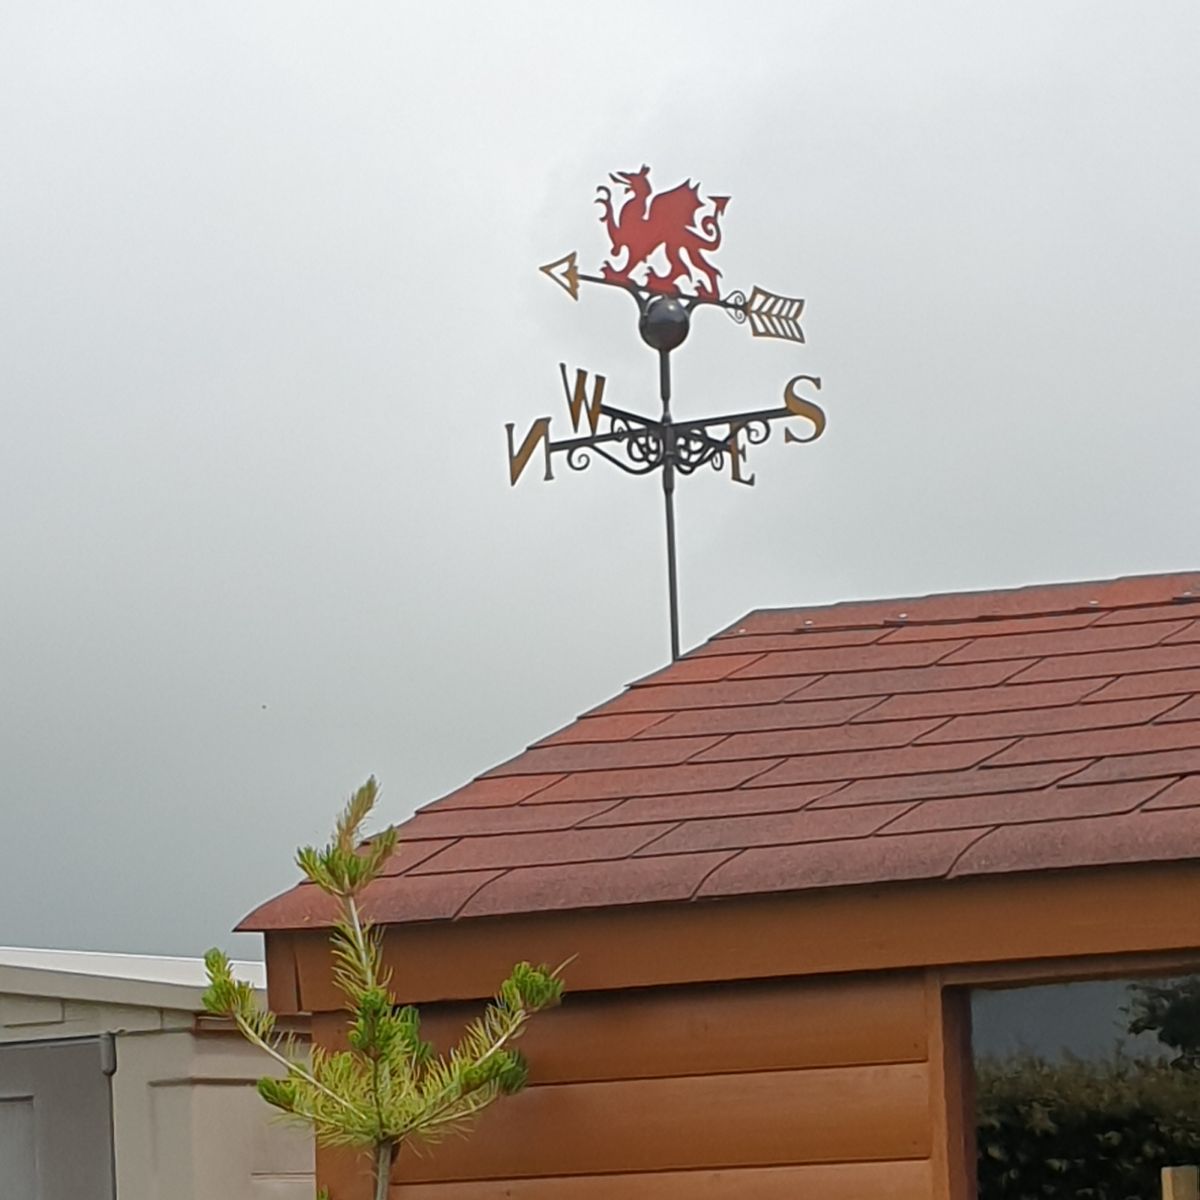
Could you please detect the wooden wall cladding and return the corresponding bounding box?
[391,1158,933,1200]
[413,971,927,1084]
[311,970,935,1196]
[393,1061,931,1183]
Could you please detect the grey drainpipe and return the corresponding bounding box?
[100,1033,118,1200]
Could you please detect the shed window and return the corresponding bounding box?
[972,974,1200,1199]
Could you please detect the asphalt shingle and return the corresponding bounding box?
[239,570,1200,931]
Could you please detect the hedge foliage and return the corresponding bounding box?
[977,1053,1200,1200]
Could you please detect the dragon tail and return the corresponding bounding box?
[696,196,730,249]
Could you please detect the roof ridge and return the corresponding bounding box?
[715,606,1109,637]
[716,571,1200,639]
[738,569,1200,619]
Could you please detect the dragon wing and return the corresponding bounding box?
[647,181,704,233]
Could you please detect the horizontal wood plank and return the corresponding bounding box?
[282,862,1200,1008]
[392,1158,933,1200]
[393,1061,931,1182]
[412,971,927,1083]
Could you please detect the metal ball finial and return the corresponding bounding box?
[638,296,690,351]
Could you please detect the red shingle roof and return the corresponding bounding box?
[241,571,1200,931]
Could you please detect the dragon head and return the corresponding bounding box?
[609,165,651,197]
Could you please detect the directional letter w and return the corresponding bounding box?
[559,364,606,435]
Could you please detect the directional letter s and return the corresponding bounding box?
[783,375,826,444]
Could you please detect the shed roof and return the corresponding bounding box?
[242,570,1200,933]
[0,946,264,1011]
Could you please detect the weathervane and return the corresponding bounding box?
[507,165,827,661]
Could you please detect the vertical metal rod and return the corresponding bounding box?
[659,348,680,661]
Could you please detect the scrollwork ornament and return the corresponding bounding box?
[587,442,663,476]
[565,446,592,472]
[671,426,730,476]
[744,419,771,446]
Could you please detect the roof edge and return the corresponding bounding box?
[715,569,1200,638]
[0,948,264,1011]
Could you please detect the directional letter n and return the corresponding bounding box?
[505,418,553,486]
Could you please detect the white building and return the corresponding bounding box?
[0,947,313,1200]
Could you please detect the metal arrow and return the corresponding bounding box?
[538,251,806,345]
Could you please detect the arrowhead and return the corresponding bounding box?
[539,251,580,301]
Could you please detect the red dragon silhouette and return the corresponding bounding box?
[596,166,730,301]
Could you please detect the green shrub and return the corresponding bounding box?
[204,778,565,1200]
[978,1053,1200,1200]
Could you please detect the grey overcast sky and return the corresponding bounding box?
[2,2,1198,957]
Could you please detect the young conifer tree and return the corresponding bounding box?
[203,778,564,1200]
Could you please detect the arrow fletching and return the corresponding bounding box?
[745,286,805,343]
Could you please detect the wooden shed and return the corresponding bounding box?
[242,571,1200,1200]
